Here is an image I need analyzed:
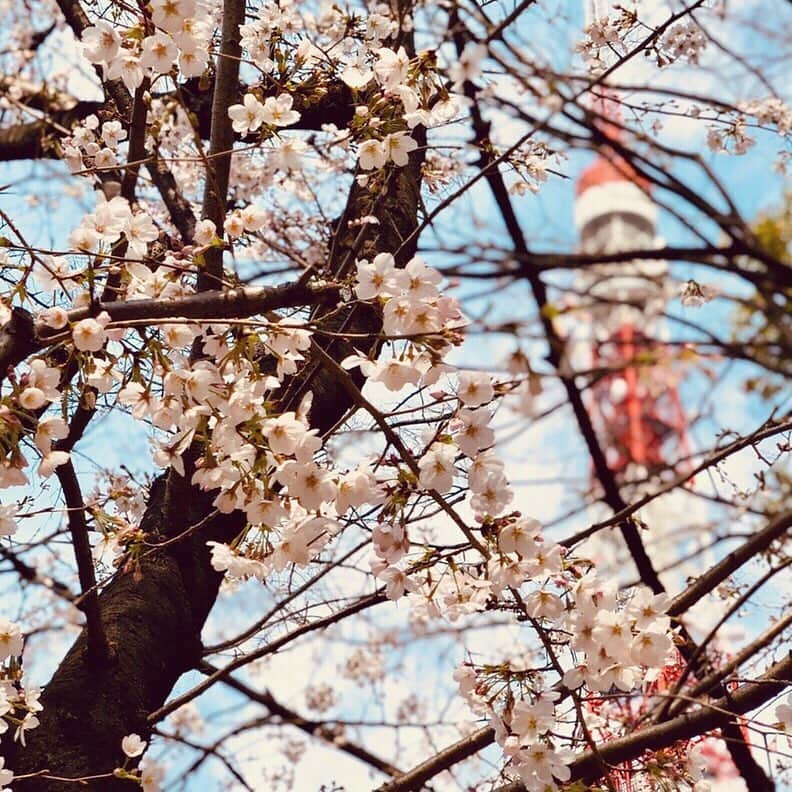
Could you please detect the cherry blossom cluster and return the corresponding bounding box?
[507,142,559,197]
[61,113,128,175]
[185,256,463,584]
[40,250,466,593]
[68,192,159,260]
[344,252,465,389]
[659,20,708,66]
[236,0,401,80]
[453,567,676,790]
[577,12,708,72]
[739,97,792,136]
[575,10,635,72]
[0,617,41,753]
[227,92,301,135]
[82,2,213,92]
[101,318,383,582]
[0,359,72,487]
[706,119,756,155]
[346,47,464,175]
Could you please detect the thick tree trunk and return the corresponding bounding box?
[6,474,244,788]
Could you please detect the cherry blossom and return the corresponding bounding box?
[261,94,301,127]
[355,253,400,299]
[374,46,410,91]
[457,371,495,407]
[140,32,178,75]
[106,54,145,92]
[418,442,457,493]
[81,21,121,64]
[358,139,388,170]
[0,619,23,660]
[72,317,108,352]
[448,43,487,88]
[121,733,147,758]
[0,506,17,538]
[454,408,494,457]
[38,450,71,478]
[384,132,418,166]
[370,358,422,391]
[229,94,267,134]
[151,0,196,34]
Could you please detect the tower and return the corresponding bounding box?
[572,4,748,789]
[574,150,692,483]
[574,0,692,486]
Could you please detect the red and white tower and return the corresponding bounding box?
[572,104,741,792]
[575,151,693,483]
[572,4,750,788]
[574,0,692,488]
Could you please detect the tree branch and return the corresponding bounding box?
[494,654,792,791]
[199,661,402,777]
[196,0,244,290]
[148,592,385,724]
[668,508,792,618]
[1,280,340,375]
[55,460,109,664]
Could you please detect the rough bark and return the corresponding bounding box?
[5,473,245,787]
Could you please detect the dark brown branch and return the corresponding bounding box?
[562,417,792,546]
[0,307,36,384]
[1,281,340,376]
[120,81,151,203]
[0,79,355,164]
[197,0,244,290]
[199,662,402,777]
[376,726,494,792]
[667,612,792,718]
[667,508,792,619]
[54,461,108,663]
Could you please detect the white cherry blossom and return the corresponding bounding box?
[81,21,121,64]
[261,94,301,127]
[355,253,400,299]
[457,371,494,407]
[228,93,267,134]
[121,733,147,757]
[418,442,457,493]
[140,32,178,75]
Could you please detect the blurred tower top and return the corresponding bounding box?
[573,0,690,482]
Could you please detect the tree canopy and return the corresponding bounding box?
[0,0,790,790]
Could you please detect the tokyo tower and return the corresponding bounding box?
[572,2,752,788]
[574,3,692,491]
